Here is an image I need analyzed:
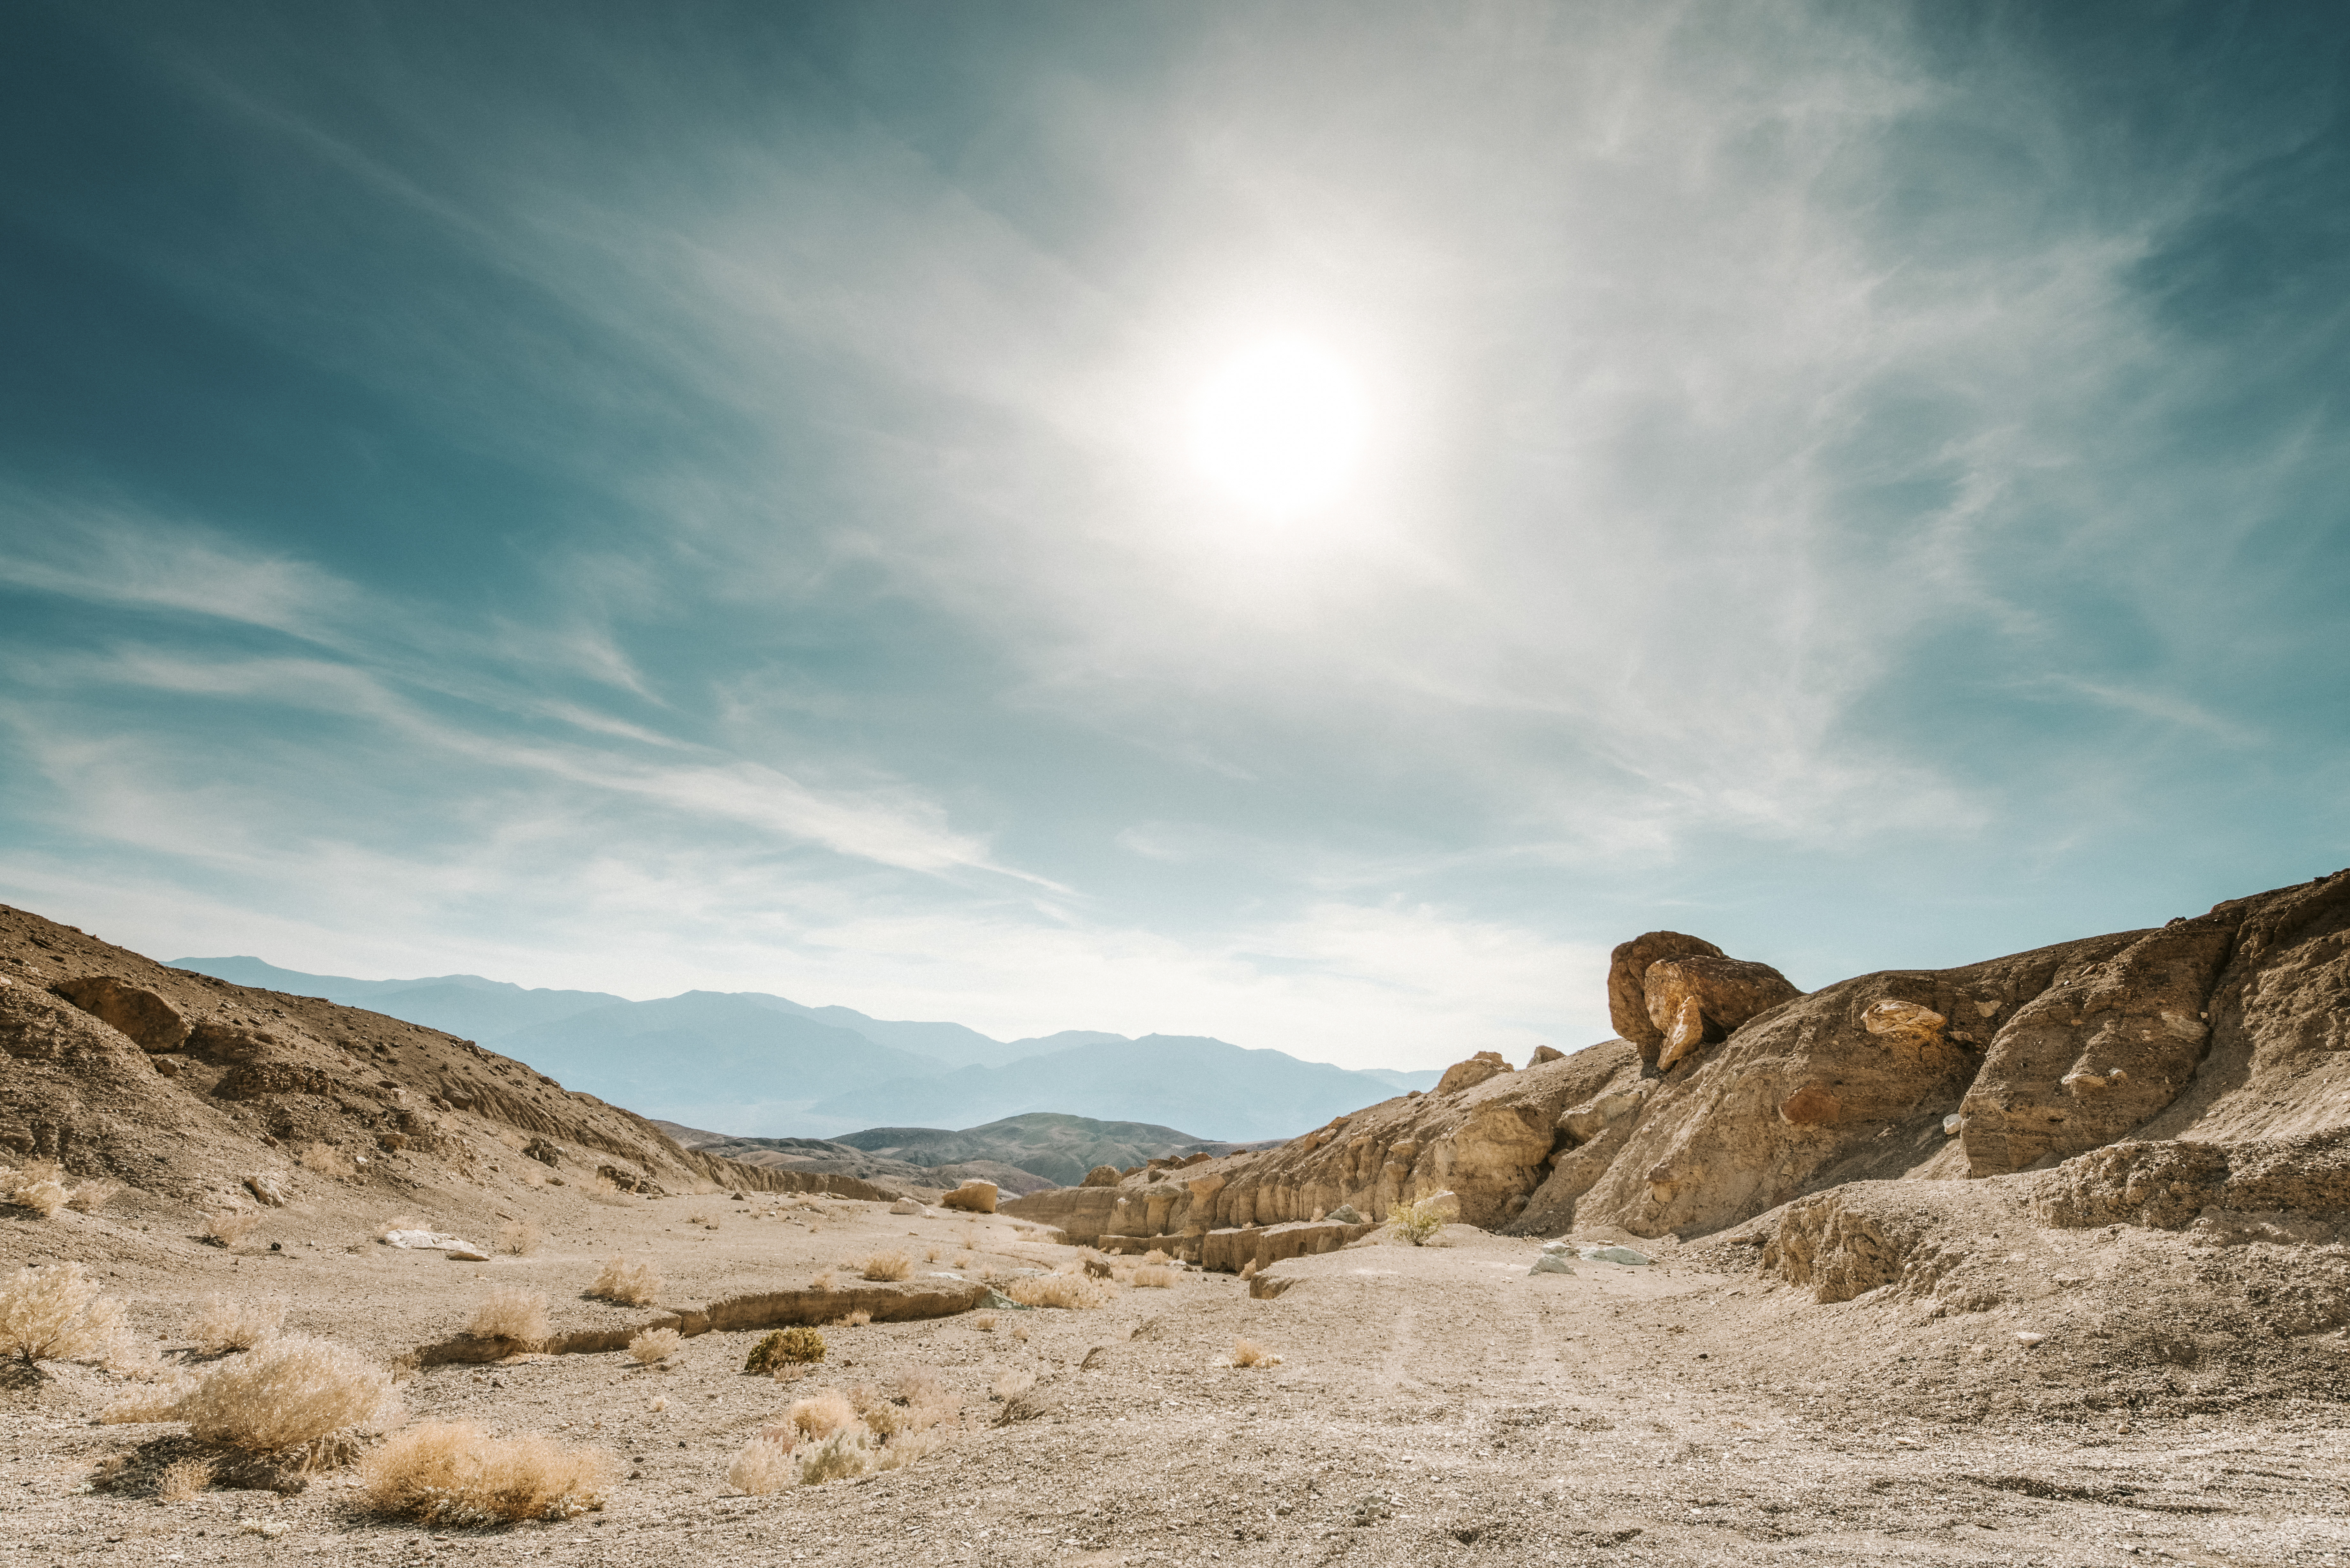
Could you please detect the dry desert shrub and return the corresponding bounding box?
[587,1256,660,1306]
[12,1179,69,1219]
[685,1211,711,1226]
[466,1287,550,1347]
[1005,1274,1108,1310]
[0,1159,77,1217]
[360,1421,614,1525]
[189,1293,286,1354]
[923,1245,941,1263]
[130,1334,398,1451]
[744,1327,826,1374]
[954,1252,973,1269]
[64,1178,123,1214]
[204,1209,261,1249]
[1142,1248,1170,1265]
[1232,1338,1282,1369]
[991,1369,1035,1400]
[839,1309,872,1328]
[792,1428,873,1485]
[787,1390,859,1441]
[1009,1321,1030,1344]
[627,1328,681,1366]
[1387,1198,1446,1247]
[2,1262,131,1367]
[1132,1265,1176,1289]
[860,1252,910,1282]
[726,1433,796,1496]
[294,1142,345,1177]
[809,1270,836,1291]
[970,1312,996,1334]
[155,1457,215,1503]
[514,1163,546,1190]
[498,1220,542,1256]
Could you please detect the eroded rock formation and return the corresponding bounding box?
[1011,868,2350,1264]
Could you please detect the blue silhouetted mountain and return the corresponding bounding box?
[807,1035,1431,1143]
[167,956,625,1039]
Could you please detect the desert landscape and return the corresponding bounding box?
[6,874,2350,1565]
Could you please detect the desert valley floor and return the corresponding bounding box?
[7,1185,2348,1568]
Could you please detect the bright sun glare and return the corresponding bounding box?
[1189,339,1367,515]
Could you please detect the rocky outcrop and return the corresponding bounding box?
[1003,1043,1634,1265]
[2033,1129,2350,1230]
[1082,1165,1121,1187]
[53,976,189,1052]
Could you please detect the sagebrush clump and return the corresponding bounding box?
[0,1160,71,1218]
[466,1286,550,1347]
[498,1220,542,1256]
[204,1209,260,1248]
[1387,1198,1446,1247]
[725,1373,960,1493]
[1,1261,131,1367]
[588,1256,661,1306]
[1232,1338,1282,1368]
[1006,1274,1109,1310]
[628,1327,681,1366]
[113,1334,397,1451]
[1132,1265,1175,1289]
[361,1422,614,1524]
[860,1251,910,1282]
[744,1327,826,1374]
[189,1294,286,1354]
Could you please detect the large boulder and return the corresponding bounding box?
[938,1179,999,1214]
[1607,932,1724,1067]
[1643,954,1804,1071]
[52,976,189,1052]
[1435,1051,1513,1095]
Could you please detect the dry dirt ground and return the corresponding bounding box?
[6,1185,2349,1568]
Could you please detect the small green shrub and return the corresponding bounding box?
[744,1326,826,1374]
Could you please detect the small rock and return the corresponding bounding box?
[1528,1254,1577,1276]
[2014,1331,2047,1348]
[1580,1245,1652,1266]
[1325,1204,1363,1224]
[1942,1113,1963,1136]
[245,1172,292,1207]
[889,1197,933,1217]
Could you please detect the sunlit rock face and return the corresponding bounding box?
[1641,954,1804,1071]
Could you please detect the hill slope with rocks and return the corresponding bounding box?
[1,907,892,1218]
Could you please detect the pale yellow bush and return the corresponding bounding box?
[787,1390,858,1441]
[954,1252,973,1269]
[1005,1274,1108,1310]
[155,1457,214,1502]
[189,1294,285,1354]
[205,1209,260,1248]
[1142,1248,1171,1265]
[13,1180,69,1218]
[588,1256,660,1306]
[991,1369,1035,1400]
[1387,1198,1446,1247]
[1,1262,130,1367]
[839,1308,872,1327]
[466,1287,549,1346]
[809,1269,836,1291]
[498,1220,542,1256]
[970,1311,996,1333]
[860,1252,910,1282]
[360,1422,614,1524]
[295,1142,345,1177]
[167,1334,398,1451]
[628,1327,681,1366]
[792,1428,872,1485]
[1232,1338,1282,1368]
[726,1433,796,1495]
[0,1159,73,1216]
[1009,1321,1030,1344]
[65,1178,123,1214]
[924,1245,941,1263]
[1132,1265,1176,1289]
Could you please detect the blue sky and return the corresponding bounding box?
[2,1,2344,1070]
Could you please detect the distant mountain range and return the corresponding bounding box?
[166,956,1452,1142]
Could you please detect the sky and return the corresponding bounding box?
[2,1,2345,1072]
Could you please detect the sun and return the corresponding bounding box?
[1188,338,1367,515]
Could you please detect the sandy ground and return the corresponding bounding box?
[6,1187,2349,1567]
